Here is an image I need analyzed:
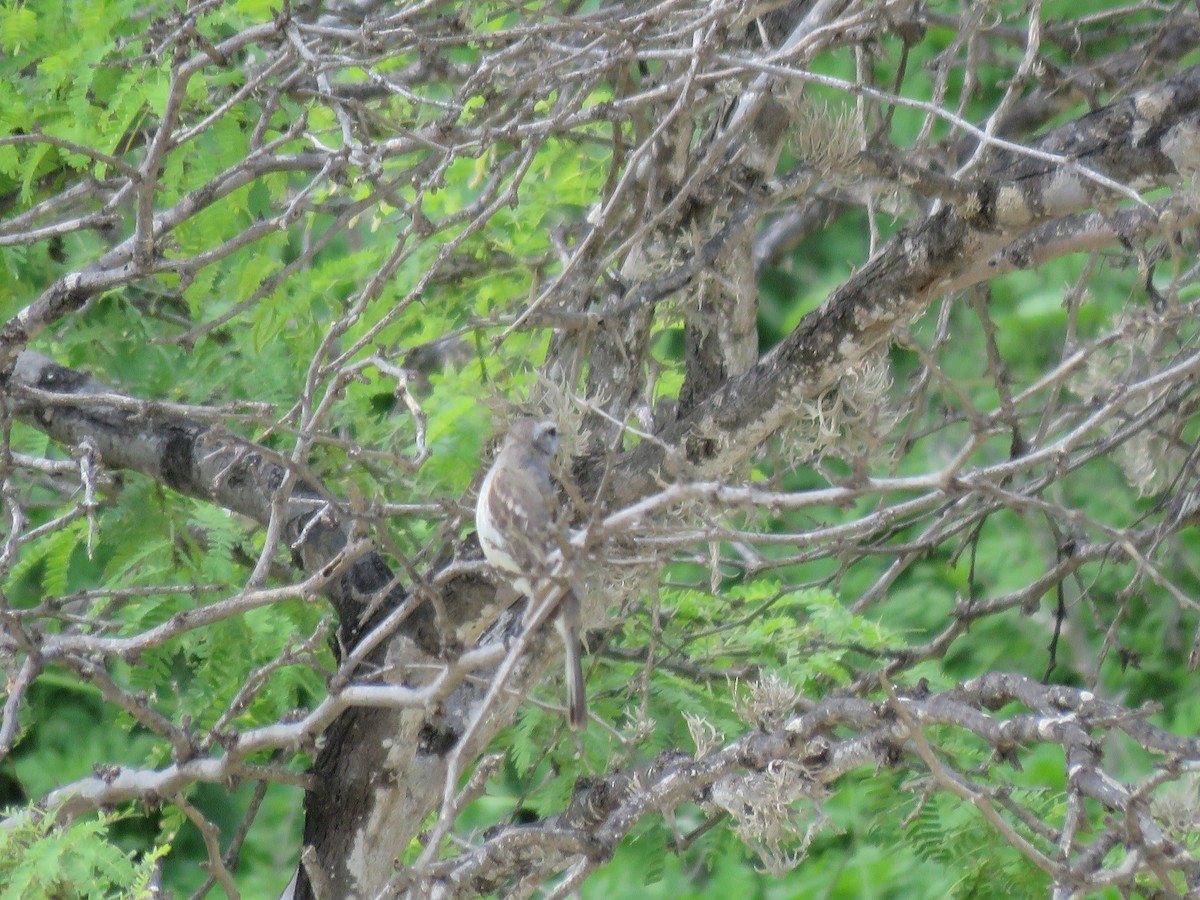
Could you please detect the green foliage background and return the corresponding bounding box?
[1,0,1197,897]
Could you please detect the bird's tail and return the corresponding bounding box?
[557,592,587,730]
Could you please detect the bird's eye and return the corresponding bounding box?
[545,425,557,438]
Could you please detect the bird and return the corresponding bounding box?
[475,417,587,730]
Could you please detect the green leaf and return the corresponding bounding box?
[17,142,51,204]
[3,517,87,599]
[0,4,37,55]
[43,520,84,597]
[0,808,169,898]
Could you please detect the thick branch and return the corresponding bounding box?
[428,674,1200,896]
[611,64,1200,495]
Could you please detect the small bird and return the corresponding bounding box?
[475,417,587,729]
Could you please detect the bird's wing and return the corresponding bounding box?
[481,464,556,575]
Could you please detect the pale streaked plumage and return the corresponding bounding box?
[475,417,587,729]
